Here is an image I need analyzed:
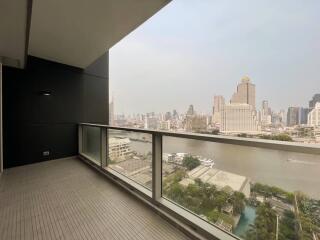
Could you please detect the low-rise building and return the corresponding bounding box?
[108,138,132,161]
[180,165,251,198]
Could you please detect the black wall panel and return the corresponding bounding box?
[3,54,108,168]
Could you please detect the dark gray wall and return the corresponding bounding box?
[3,54,108,168]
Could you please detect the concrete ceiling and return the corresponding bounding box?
[0,0,28,68]
[0,0,170,69]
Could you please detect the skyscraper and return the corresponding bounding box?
[308,102,320,126]
[309,94,320,108]
[261,100,272,126]
[212,95,225,124]
[172,109,179,119]
[287,107,299,126]
[230,76,256,109]
[186,105,195,116]
[299,107,309,125]
[109,96,115,126]
[164,112,172,121]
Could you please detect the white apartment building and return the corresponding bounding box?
[220,103,259,133]
[308,102,320,126]
[159,120,171,130]
[108,138,132,161]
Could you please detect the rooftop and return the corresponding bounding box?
[109,137,131,146]
[186,165,249,193]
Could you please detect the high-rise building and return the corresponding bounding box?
[212,95,225,124]
[299,107,309,125]
[287,107,300,126]
[220,103,259,133]
[109,96,115,126]
[261,100,272,126]
[186,105,195,116]
[308,103,320,126]
[279,109,286,123]
[185,115,207,132]
[309,94,320,108]
[262,100,271,115]
[271,112,281,126]
[172,109,179,119]
[144,117,158,129]
[164,112,172,121]
[271,110,286,127]
[231,76,256,109]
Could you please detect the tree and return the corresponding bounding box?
[230,191,246,215]
[238,133,248,138]
[207,209,220,223]
[182,155,200,170]
[245,203,277,240]
[165,183,185,204]
[211,129,219,135]
[259,134,293,142]
[279,210,298,240]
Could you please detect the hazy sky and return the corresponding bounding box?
[110,0,320,115]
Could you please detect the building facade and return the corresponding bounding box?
[108,138,132,162]
[185,115,207,132]
[220,103,259,133]
[212,95,225,124]
[308,103,320,126]
[261,100,272,126]
[230,76,256,109]
[299,107,309,125]
[144,117,158,129]
[287,107,300,126]
[159,120,171,130]
[109,97,115,126]
[186,104,195,116]
[309,94,320,108]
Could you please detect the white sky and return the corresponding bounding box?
[110,0,320,115]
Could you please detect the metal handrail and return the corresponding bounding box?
[79,123,320,155]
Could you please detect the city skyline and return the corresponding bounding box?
[110,0,320,115]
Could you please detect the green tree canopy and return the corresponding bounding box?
[259,134,293,142]
[182,155,201,170]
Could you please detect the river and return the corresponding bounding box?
[111,131,320,199]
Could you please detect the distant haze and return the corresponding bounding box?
[110,0,320,115]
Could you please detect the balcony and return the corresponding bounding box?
[79,123,320,240]
[0,156,193,240]
[1,124,319,240]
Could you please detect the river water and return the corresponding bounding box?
[111,131,320,199]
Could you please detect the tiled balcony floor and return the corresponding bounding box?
[0,157,191,240]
